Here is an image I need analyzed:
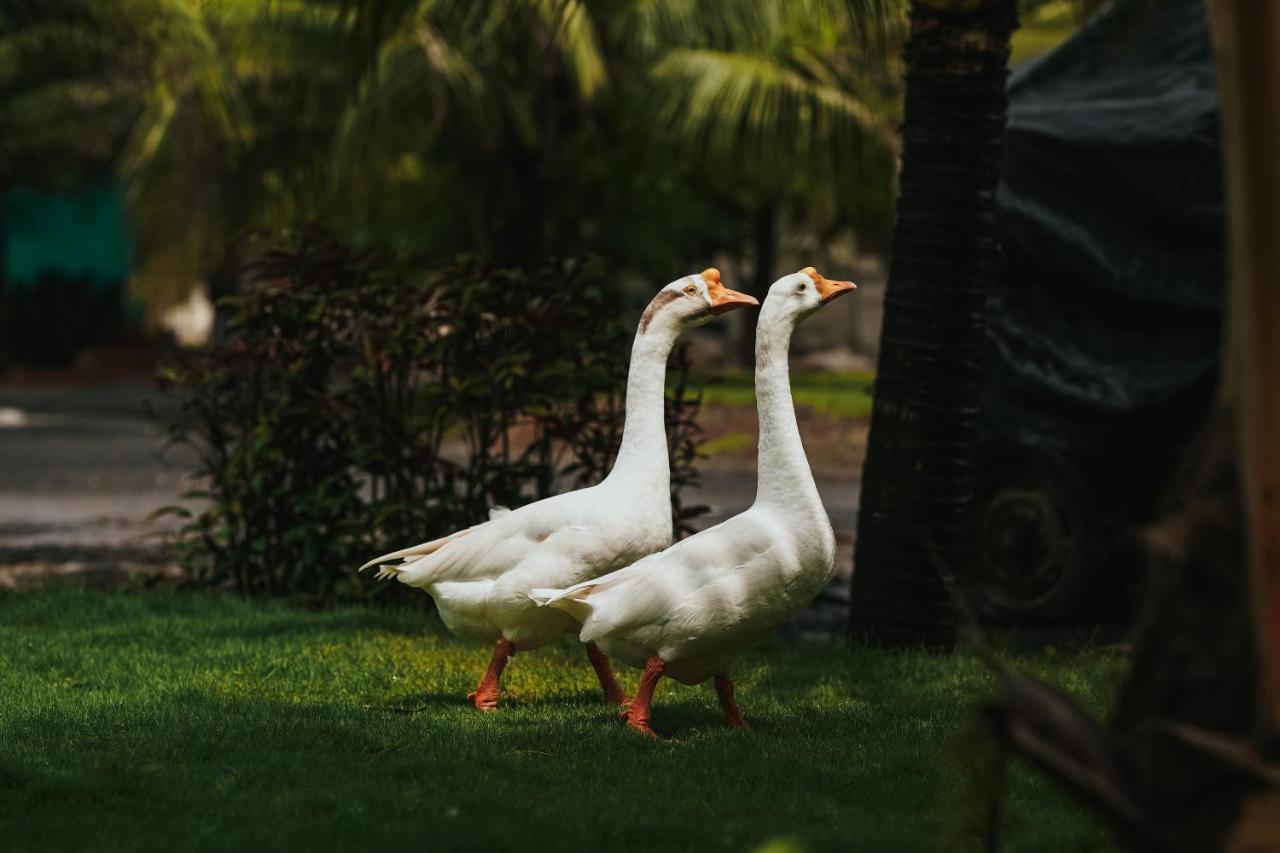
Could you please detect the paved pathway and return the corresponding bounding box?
[0,383,195,587]
[0,384,192,546]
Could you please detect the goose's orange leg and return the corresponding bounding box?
[585,642,628,706]
[714,672,749,729]
[468,638,515,710]
[622,655,666,738]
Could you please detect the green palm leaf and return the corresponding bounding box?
[649,47,895,199]
[530,0,607,98]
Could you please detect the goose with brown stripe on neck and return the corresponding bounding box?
[532,266,856,737]
[359,269,757,710]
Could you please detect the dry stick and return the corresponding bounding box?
[1209,0,1280,745]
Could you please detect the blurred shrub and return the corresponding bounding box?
[156,226,706,602]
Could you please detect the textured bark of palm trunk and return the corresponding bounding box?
[850,0,1017,647]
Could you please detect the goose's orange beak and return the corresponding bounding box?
[802,266,857,304]
[702,268,759,314]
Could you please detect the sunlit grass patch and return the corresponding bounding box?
[2,587,1118,852]
[700,430,756,455]
[689,370,875,419]
[1010,0,1082,66]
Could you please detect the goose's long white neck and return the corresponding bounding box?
[753,306,821,512]
[604,320,678,492]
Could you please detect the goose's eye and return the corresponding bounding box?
[796,283,807,294]
[684,284,699,296]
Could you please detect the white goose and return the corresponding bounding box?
[360,269,757,710]
[532,267,855,736]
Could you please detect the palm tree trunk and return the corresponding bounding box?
[850,0,1017,646]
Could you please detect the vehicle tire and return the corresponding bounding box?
[966,443,1105,624]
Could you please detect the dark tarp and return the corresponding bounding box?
[984,0,1224,518]
[972,0,1225,618]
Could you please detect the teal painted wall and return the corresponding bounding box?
[2,184,132,289]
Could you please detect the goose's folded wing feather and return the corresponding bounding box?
[367,490,600,587]
[538,511,781,633]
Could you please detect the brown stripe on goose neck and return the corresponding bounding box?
[637,290,682,335]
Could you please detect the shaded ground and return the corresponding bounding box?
[0,381,866,637]
[1,587,1120,852]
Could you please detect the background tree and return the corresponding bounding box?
[0,0,248,321]
[1,0,906,326]
[631,0,903,361]
[850,0,1018,646]
[323,0,614,264]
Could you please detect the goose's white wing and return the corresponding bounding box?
[536,508,791,638]
[364,487,605,588]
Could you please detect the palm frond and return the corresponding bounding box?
[81,0,248,318]
[530,0,607,98]
[329,1,496,211]
[613,0,701,55]
[650,47,894,192]
[0,77,135,180]
[216,1,352,85]
[830,0,909,49]
[0,22,122,86]
[617,0,904,56]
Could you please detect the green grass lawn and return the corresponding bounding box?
[2,588,1120,852]
[692,370,876,419]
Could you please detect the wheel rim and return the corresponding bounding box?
[972,485,1076,615]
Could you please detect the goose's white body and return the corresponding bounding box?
[539,504,834,683]
[535,270,844,683]
[362,272,751,654]
[386,472,673,650]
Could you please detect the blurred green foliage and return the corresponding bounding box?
[0,0,906,321]
[154,226,707,601]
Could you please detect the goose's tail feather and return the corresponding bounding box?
[528,587,564,607]
[359,528,470,576]
[359,505,512,577]
[530,584,597,624]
